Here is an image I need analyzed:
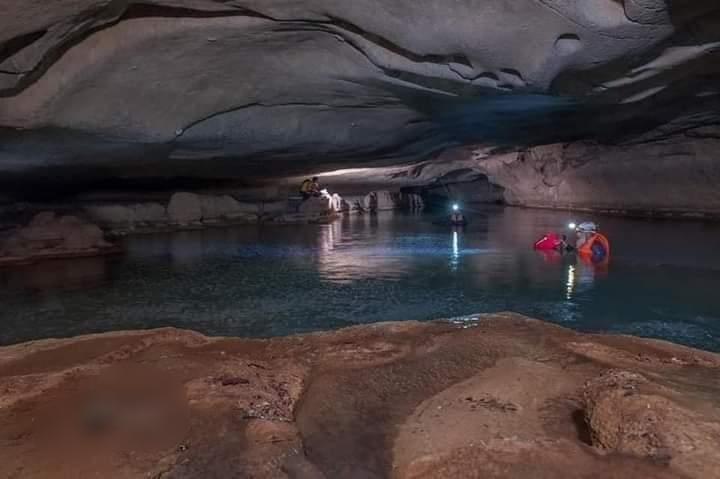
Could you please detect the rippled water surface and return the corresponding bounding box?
[2,207,720,351]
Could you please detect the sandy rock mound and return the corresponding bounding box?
[0,212,116,264]
[583,369,720,478]
[0,315,719,478]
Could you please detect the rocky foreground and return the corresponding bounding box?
[1,314,719,479]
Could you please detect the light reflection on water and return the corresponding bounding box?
[1,207,720,351]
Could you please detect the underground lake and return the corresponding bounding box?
[2,206,719,351]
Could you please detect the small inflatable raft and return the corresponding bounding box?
[534,233,563,251]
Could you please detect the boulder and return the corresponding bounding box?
[85,203,167,230]
[199,194,253,221]
[375,191,398,210]
[64,223,108,250]
[298,197,333,217]
[199,195,221,220]
[133,203,167,224]
[214,195,246,219]
[19,213,64,245]
[583,370,720,477]
[329,193,344,212]
[28,211,57,227]
[341,196,368,213]
[167,192,202,225]
[0,212,115,262]
[85,205,137,226]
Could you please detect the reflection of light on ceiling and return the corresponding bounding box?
[451,230,460,271]
[566,265,575,300]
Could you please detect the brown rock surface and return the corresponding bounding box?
[1,314,719,478]
[0,212,117,264]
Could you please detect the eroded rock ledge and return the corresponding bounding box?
[1,314,719,478]
[1,0,720,211]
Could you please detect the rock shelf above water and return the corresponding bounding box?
[1,313,719,478]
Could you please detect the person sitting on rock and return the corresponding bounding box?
[300,177,321,200]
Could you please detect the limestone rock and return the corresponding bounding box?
[298,196,333,216]
[132,203,167,224]
[63,223,106,250]
[474,131,720,216]
[583,369,720,477]
[85,205,137,227]
[1,315,719,478]
[0,0,719,215]
[329,193,344,212]
[362,190,400,211]
[87,197,260,230]
[404,193,424,210]
[375,190,399,211]
[199,194,253,221]
[167,192,202,225]
[85,203,168,229]
[28,211,56,227]
[0,212,114,262]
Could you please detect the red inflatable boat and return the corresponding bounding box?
[534,233,563,251]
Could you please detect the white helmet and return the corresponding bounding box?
[576,222,598,233]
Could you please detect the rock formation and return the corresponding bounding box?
[1,314,719,478]
[0,0,719,213]
[473,134,720,216]
[0,212,116,264]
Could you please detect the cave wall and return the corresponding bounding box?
[1,0,720,213]
[475,127,720,216]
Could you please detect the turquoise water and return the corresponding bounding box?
[1,207,719,351]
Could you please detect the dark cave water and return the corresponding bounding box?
[1,207,720,351]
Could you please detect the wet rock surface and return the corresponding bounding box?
[0,212,117,264]
[474,134,720,216]
[1,314,719,478]
[83,191,354,234]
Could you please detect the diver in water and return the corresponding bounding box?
[574,222,598,250]
[449,204,467,225]
[450,211,466,225]
[557,234,570,252]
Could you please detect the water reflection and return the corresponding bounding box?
[0,257,108,291]
[566,265,575,300]
[451,230,460,271]
[315,213,414,283]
